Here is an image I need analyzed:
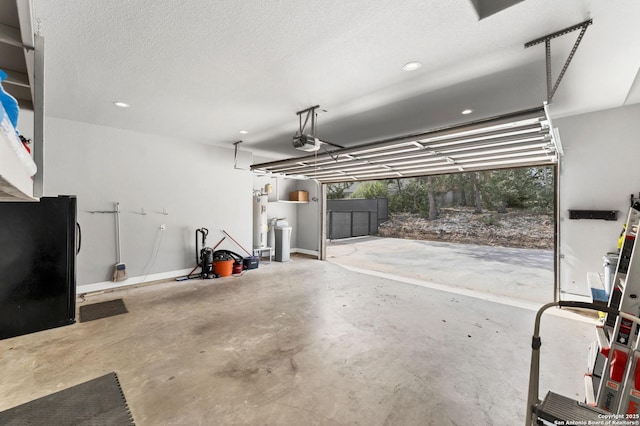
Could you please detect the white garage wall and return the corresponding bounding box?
[295,178,322,256]
[556,103,640,299]
[43,117,253,291]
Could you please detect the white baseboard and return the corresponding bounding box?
[77,268,193,294]
[78,249,320,294]
[292,248,319,257]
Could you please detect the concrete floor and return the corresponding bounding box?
[327,236,554,304]
[0,255,595,425]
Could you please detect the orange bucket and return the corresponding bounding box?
[213,259,234,277]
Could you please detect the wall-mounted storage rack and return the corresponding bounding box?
[584,206,640,413]
[568,210,619,221]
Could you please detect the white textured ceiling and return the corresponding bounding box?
[31,0,640,160]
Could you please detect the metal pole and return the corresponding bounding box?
[525,302,557,426]
[545,39,552,102]
[526,302,622,425]
[319,182,327,260]
[554,163,561,302]
[115,202,121,263]
[33,34,45,197]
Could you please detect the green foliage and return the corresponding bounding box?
[480,167,553,213]
[336,166,553,217]
[326,182,351,199]
[387,176,447,219]
[381,166,554,216]
[481,170,523,211]
[349,181,388,199]
[526,167,555,214]
[389,178,427,215]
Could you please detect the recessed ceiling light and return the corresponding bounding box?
[402,61,422,71]
[239,130,249,134]
[113,102,130,108]
[462,109,473,115]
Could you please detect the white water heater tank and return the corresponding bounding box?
[253,195,268,248]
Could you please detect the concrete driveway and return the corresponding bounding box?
[326,236,554,305]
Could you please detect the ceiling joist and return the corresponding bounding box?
[251,105,561,184]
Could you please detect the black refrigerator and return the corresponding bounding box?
[0,196,79,340]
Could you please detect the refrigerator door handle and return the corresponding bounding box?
[76,222,82,255]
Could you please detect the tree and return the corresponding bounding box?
[425,176,438,220]
[389,179,410,213]
[349,180,388,199]
[326,182,352,199]
[441,173,470,206]
[480,167,554,214]
[469,172,483,213]
[523,167,554,214]
[382,165,554,216]
[402,178,428,215]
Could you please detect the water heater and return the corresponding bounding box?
[253,195,268,248]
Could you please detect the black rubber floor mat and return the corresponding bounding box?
[0,372,135,425]
[79,299,128,323]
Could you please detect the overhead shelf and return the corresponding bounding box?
[265,177,310,203]
[0,0,40,201]
[0,102,36,201]
[0,0,35,109]
[270,200,308,204]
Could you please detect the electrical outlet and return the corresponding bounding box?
[160,224,166,231]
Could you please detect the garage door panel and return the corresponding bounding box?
[251,106,560,184]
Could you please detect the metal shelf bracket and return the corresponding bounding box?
[525,19,593,102]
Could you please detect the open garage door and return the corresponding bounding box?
[250,105,561,183]
[251,104,563,300]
